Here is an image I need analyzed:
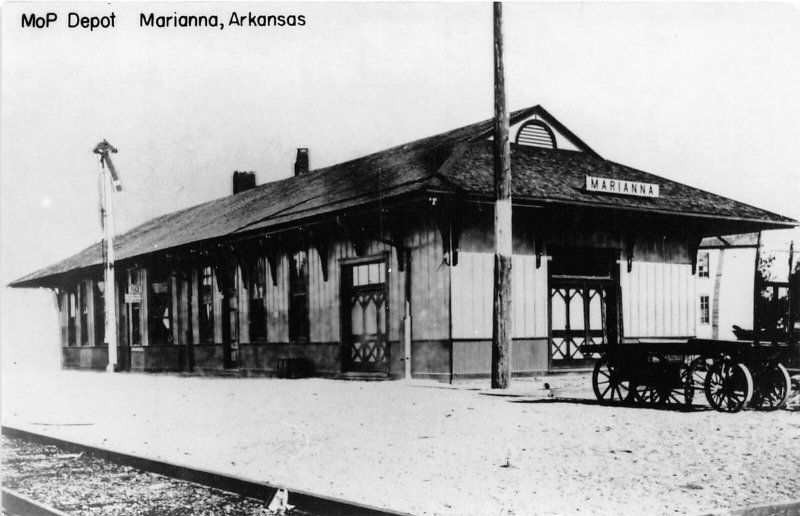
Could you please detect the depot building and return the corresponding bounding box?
[10,105,796,380]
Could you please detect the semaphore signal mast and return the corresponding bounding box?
[93,140,122,372]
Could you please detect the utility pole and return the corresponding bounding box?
[94,140,122,372]
[492,1,512,389]
[752,231,763,344]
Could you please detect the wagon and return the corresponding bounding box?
[580,339,793,413]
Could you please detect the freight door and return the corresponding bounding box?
[342,259,388,373]
[549,248,619,370]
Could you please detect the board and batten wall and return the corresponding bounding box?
[261,217,447,345]
[450,213,549,377]
[450,210,699,375]
[620,239,696,340]
[250,216,450,378]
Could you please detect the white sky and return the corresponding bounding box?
[2,2,799,369]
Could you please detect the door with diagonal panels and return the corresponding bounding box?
[342,260,388,373]
[550,280,611,367]
[549,247,619,370]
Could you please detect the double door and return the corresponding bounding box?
[549,247,619,369]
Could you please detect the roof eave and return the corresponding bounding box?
[454,192,797,228]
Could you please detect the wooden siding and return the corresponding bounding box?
[452,339,548,376]
[266,254,289,342]
[621,260,696,338]
[85,279,95,347]
[452,211,547,339]
[451,252,547,339]
[58,290,68,347]
[49,218,448,375]
[409,219,450,341]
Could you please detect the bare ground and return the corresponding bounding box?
[2,371,798,516]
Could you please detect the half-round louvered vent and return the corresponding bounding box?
[515,120,557,149]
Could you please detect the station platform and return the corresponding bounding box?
[2,370,798,516]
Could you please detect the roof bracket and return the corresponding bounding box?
[435,202,461,267]
[388,225,409,273]
[535,232,544,269]
[266,250,279,287]
[688,234,703,275]
[626,231,636,273]
[308,230,330,282]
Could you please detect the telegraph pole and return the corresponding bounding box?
[492,1,512,389]
[94,140,121,372]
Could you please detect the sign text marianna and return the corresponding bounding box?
[585,175,660,198]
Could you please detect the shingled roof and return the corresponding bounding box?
[442,142,795,225]
[10,105,795,288]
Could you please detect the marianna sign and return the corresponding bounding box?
[585,175,660,198]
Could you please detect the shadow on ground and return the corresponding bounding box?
[507,397,714,413]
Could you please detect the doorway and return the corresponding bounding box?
[549,247,619,369]
[341,258,388,373]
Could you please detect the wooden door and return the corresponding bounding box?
[550,280,612,368]
[548,247,619,369]
[342,260,388,373]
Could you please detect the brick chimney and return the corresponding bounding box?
[294,148,309,176]
[233,171,256,194]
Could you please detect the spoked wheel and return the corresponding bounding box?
[752,363,792,411]
[656,355,691,406]
[660,377,690,406]
[686,356,714,406]
[633,355,689,407]
[593,357,631,404]
[704,360,754,413]
[633,383,661,404]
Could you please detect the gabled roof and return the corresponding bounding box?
[10,105,796,288]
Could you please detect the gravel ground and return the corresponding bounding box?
[1,435,280,515]
[2,371,799,516]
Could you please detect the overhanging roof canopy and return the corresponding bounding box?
[11,105,795,288]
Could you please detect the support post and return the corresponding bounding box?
[491,1,512,389]
[753,231,763,343]
[102,164,119,371]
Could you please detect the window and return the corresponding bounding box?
[67,289,77,346]
[697,252,710,278]
[351,262,386,286]
[199,266,215,343]
[699,295,710,325]
[249,257,267,341]
[149,269,172,345]
[289,250,309,341]
[79,282,88,346]
[94,281,105,346]
[127,269,142,347]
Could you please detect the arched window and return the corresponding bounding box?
[515,120,557,149]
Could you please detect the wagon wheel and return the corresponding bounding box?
[686,356,713,405]
[633,382,661,405]
[752,363,791,411]
[704,359,754,413]
[592,357,631,403]
[632,355,689,407]
[656,355,691,406]
[679,362,697,406]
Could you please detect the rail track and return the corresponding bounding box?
[2,426,406,516]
